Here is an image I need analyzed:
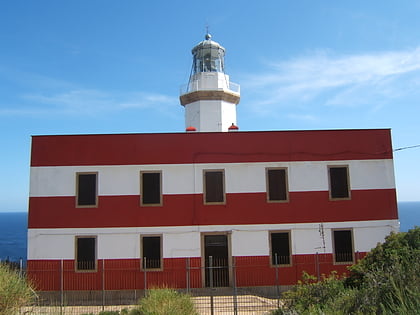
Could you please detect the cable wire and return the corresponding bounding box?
[394,144,420,152]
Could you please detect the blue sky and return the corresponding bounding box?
[0,1,419,212]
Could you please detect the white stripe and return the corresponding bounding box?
[29,159,395,197]
[27,220,399,260]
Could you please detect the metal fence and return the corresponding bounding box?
[3,253,358,314]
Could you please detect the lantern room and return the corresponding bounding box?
[192,33,225,74]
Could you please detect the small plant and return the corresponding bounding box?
[134,288,198,315]
[0,262,36,315]
[81,308,141,315]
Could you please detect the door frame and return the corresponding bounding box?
[201,231,232,288]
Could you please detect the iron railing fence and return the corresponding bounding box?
[3,253,362,315]
[180,79,240,95]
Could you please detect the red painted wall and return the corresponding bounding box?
[28,189,397,229]
[30,129,393,167]
[27,129,395,290]
[27,254,366,291]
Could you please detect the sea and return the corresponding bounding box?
[0,202,419,263]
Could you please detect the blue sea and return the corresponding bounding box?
[0,202,419,262]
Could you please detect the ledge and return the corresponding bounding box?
[180,90,240,106]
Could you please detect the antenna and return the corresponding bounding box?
[205,23,212,40]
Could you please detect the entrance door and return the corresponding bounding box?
[204,234,230,287]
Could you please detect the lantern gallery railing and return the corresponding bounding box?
[180,80,240,95]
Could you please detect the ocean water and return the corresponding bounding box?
[398,201,420,232]
[0,212,27,262]
[0,202,419,262]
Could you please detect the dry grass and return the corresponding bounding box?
[20,295,279,314]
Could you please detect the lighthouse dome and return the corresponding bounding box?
[191,33,225,74]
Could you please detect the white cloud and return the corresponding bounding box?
[0,89,177,116]
[242,46,420,110]
[0,66,179,117]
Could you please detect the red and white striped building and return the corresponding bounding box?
[27,35,398,291]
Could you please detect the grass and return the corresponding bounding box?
[0,262,36,315]
[135,288,198,315]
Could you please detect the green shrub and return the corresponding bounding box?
[273,272,348,315]
[347,227,420,313]
[0,263,36,315]
[127,309,142,315]
[273,227,420,315]
[134,288,198,315]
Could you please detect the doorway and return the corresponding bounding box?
[203,234,230,287]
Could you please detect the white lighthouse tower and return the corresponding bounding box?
[180,34,240,132]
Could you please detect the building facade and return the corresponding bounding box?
[27,35,398,291]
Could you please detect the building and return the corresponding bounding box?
[27,34,399,292]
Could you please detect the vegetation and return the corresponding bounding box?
[0,262,36,315]
[81,288,197,315]
[134,288,198,315]
[82,308,138,315]
[272,227,420,315]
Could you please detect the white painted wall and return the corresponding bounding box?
[189,72,230,91]
[30,160,396,197]
[198,100,223,132]
[185,99,237,132]
[183,71,238,132]
[28,220,399,260]
[231,230,269,256]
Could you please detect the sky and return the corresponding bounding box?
[0,1,419,212]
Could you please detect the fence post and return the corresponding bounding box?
[209,256,214,315]
[102,259,105,311]
[232,256,238,315]
[19,258,23,277]
[143,257,147,296]
[60,259,64,314]
[316,252,320,281]
[186,257,190,293]
[275,253,280,308]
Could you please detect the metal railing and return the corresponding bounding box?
[11,252,360,314]
[180,80,240,95]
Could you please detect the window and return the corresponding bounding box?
[75,236,96,271]
[76,173,97,207]
[266,168,288,202]
[140,171,162,206]
[333,229,354,264]
[141,235,162,270]
[270,232,291,266]
[203,170,225,204]
[329,166,350,199]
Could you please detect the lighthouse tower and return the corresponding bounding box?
[180,34,240,132]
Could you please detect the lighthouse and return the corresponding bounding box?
[27,31,398,296]
[180,34,240,132]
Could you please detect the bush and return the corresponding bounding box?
[347,226,420,313]
[134,288,198,315]
[0,262,36,315]
[272,272,349,315]
[272,227,420,315]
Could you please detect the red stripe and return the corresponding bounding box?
[27,254,366,291]
[28,189,397,229]
[30,129,393,166]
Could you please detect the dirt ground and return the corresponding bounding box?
[21,295,280,314]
